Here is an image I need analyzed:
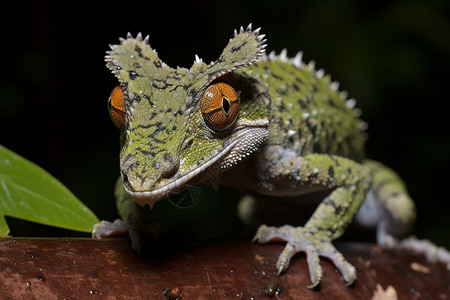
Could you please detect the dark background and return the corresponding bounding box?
[1,1,449,247]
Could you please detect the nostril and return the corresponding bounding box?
[159,153,180,179]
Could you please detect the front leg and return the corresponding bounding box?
[93,178,160,252]
[253,147,371,287]
[114,178,149,251]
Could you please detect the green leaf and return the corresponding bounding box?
[0,144,99,235]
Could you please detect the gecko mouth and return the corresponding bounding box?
[122,126,268,208]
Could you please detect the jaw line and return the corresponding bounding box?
[123,129,253,208]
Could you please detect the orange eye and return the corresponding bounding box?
[108,85,125,131]
[201,82,239,131]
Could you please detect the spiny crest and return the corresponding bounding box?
[261,48,362,121]
[106,25,268,95]
[231,23,268,66]
[190,23,267,91]
[105,31,173,87]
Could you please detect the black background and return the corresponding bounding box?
[1,0,449,247]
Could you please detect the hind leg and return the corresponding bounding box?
[356,160,416,247]
[357,160,450,267]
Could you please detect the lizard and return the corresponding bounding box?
[93,24,448,288]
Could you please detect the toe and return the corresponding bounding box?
[254,224,297,243]
[318,244,356,285]
[276,241,324,287]
[305,244,323,288]
[276,243,296,274]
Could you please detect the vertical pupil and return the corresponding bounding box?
[222,97,230,114]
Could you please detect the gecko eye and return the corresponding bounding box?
[108,85,126,131]
[201,82,239,131]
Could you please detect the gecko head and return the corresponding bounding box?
[106,25,270,208]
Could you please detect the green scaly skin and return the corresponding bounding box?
[94,25,423,287]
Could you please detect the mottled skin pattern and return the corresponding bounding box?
[95,25,422,287]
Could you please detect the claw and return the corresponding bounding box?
[277,266,284,276]
[307,280,321,289]
[345,278,355,287]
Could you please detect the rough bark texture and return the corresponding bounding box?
[0,238,448,299]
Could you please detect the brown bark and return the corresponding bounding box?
[0,238,448,299]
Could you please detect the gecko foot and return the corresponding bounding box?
[92,219,161,253]
[253,224,356,288]
[399,236,450,270]
[92,219,142,251]
[92,219,129,239]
